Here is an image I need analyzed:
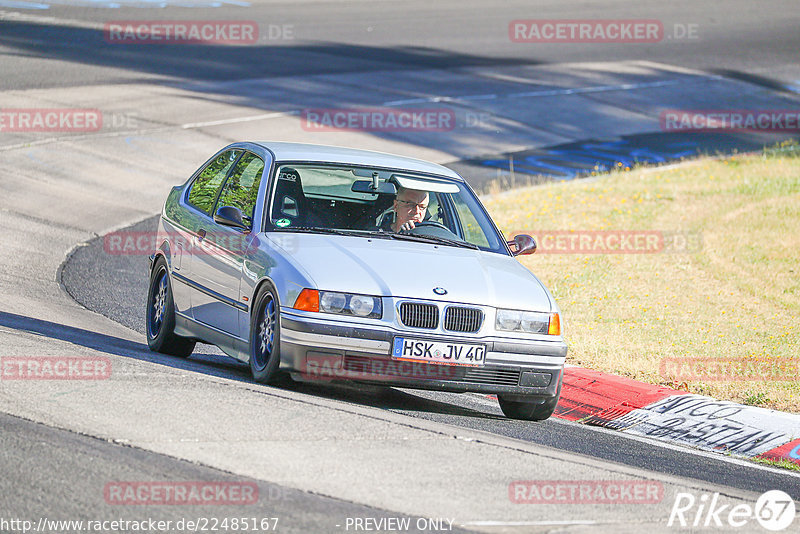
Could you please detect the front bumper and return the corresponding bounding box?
[279,311,566,398]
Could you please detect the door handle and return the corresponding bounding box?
[197,228,207,241]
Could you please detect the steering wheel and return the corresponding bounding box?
[401,221,464,242]
[405,220,450,232]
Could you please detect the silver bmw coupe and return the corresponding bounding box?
[147,142,566,420]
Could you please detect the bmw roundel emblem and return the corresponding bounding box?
[433,287,447,295]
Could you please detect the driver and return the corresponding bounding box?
[389,187,429,232]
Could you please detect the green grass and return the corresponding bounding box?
[481,141,800,412]
[751,456,800,472]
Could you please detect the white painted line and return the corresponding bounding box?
[461,520,598,526]
[0,9,102,29]
[382,77,722,107]
[463,385,800,476]
[0,1,49,8]
[180,111,296,129]
[0,110,294,152]
[606,394,800,457]
[510,79,680,98]
[550,413,800,478]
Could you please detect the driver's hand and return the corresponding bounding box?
[399,221,416,232]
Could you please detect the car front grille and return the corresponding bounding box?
[399,302,439,329]
[462,367,520,386]
[444,306,483,333]
[343,355,521,386]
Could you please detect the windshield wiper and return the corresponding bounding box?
[271,226,479,249]
[271,227,394,239]
[389,232,480,250]
[271,226,348,235]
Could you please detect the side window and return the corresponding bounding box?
[187,149,241,214]
[451,194,491,248]
[216,152,265,225]
[426,193,442,223]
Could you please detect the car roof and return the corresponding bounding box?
[252,141,464,181]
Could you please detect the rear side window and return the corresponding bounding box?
[188,149,241,214]
[216,152,265,225]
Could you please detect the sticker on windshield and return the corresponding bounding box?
[275,218,291,228]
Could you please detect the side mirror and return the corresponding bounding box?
[214,206,248,229]
[507,234,536,256]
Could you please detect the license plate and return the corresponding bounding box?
[392,337,486,367]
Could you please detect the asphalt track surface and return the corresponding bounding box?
[3,0,800,531]
[61,215,800,501]
[1,412,472,534]
[2,0,800,91]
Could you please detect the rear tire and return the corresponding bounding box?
[146,256,195,358]
[498,373,563,421]
[249,283,284,384]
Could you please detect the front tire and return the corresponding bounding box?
[498,373,563,421]
[249,283,283,384]
[146,256,195,358]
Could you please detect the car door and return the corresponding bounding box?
[190,151,265,338]
[179,148,242,332]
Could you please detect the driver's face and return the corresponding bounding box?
[394,190,429,225]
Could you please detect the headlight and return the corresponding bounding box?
[320,291,346,313]
[319,291,382,319]
[496,309,522,331]
[496,309,559,335]
[349,295,376,317]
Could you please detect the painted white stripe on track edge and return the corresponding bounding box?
[467,390,798,476]
[460,520,598,527]
[381,78,723,106]
[547,413,800,478]
[606,393,800,457]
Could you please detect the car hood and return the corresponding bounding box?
[266,233,554,312]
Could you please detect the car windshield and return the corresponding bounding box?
[267,163,507,254]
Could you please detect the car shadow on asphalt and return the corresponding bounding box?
[0,310,495,420]
[278,379,498,420]
[0,310,252,380]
